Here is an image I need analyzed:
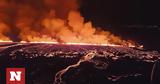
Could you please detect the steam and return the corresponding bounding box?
[0,0,134,46]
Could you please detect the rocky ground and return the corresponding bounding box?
[0,43,159,84]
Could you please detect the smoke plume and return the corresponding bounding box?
[0,0,135,46]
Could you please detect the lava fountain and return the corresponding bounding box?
[0,0,139,48]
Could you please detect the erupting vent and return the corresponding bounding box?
[0,0,139,47]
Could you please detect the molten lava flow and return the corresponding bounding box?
[19,41,135,47]
[0,0,139,47]
[0,40,13,42]
[54,51,96,84]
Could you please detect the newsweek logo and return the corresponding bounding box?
[6,68,25,84]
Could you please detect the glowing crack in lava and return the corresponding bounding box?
[20,41,129,47]
[0,0,138,47]
[54,51,96,84]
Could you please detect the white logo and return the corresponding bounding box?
[10,71,22,81]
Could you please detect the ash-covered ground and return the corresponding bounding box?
[0,43,160,84]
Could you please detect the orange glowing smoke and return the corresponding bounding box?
[0,22,11,42]
[0,0,137,47]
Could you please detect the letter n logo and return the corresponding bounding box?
[6,68,25,84]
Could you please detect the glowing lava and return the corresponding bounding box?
[0,40,13,43]
[0,0,141,48]
[0,40,138,48]
[54,51,96,84]
[19,41,136,47]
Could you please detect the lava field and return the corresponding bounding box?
[0,43,160,84]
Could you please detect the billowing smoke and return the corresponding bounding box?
[0,0,135,46]
[0,22,11,41]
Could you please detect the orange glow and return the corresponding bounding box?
[18,41,137,47]
[0,40,139,48]
[0,22,11,42]
[64,42,121,47]
[0,40,13,42]
[0,0,140,48]
[15,11,137,47]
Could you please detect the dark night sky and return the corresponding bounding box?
[80,0,160,50]
[80,0,160,25]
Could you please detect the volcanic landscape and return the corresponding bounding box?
[0,42,159,84]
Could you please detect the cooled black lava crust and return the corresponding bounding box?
[0,43,159,84]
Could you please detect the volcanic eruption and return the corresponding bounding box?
[0,0,159,84]
[0,0,137,47]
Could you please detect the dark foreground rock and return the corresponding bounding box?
[0,43,159,84]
